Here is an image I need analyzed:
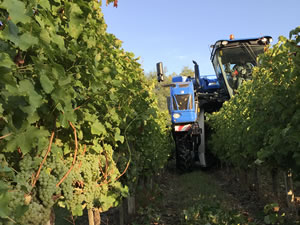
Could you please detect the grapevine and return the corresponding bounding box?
[0,0,172,224]
[209,27,300,175]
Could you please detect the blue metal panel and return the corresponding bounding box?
[171,110,197,124]
[172,76,187,82]
[200,75,220,92]
[170,82,197,124]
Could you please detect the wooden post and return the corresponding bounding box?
[88,209,95,225]
[94,208,101,225]
[128,195,136,215]
[119,202,124,225]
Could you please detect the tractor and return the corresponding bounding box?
[157,35,272,172]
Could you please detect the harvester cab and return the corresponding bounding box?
[169,78,197,124]
[210,36,273,97]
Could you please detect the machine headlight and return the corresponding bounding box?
[221,41,228,46]
[173,113,181,119]
[261,37,267,43]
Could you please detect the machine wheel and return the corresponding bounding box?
[176,139,193,172]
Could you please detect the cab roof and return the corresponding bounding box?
[210,36,272,60]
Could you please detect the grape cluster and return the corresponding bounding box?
[19,155,34,172]
[19,201,51,225]
[0,185,49,225]
[37,171,58,208]
[48,157,74,201]
[60,173,74,202]
[14,170,32,193]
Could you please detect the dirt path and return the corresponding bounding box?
[131,161,300,225]
[131,161,258,225]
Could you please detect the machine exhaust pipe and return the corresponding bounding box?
[193,61,201,89]
[156,62,164,82]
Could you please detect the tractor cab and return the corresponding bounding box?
[210,35,272,97]
[170,77,197,124]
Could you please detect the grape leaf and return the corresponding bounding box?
[38,0,51,10]
[67,3,84,39]
[0,53,14,68]
[71,205,83,216]
[40,29,51,44]
[15,205,29,219]
[18,33,38,51]
[0,192,10,218]
[91,121,106,136]
[40,74,54,94]
[0,0,31,24]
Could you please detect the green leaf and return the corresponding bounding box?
[72,204,83,216]
[109,92,117,101]
[22,108,39,124]
[18,33,38,51]
[52,63,65,79]
[91,121,106,136]
[57,201,66,208]
[0,184,10,218]
[114,132,124,144]
[7,20,18,37]
[19,80,43,109]
[111,79,122,87]
[0,166,13,173]
[6,127,49,154]
[51,34,65,51]
[40,29,51,44]
[38,0,51,10]
[15,205,29,219]
[121,185,129,197]
[58,76,71,86]
[64,145,71,155]
[51,144,63,158]
[58,112,70,128]
[0,192,10,218]
[0,104,3,114]
[77,130,83,140]
[40,74,54,94]
[100,195,116,212]
[1,21,19,45]
[92,139,103,153]
[0,0,31,24]
[19,80,34,93]
[1,20,38,51]
[0,181,9,193]
[67,3,84,39]
[0,53,14,68]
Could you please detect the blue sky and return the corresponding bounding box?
[102,0,300,76]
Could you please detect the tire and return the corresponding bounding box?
[175,137,194,172]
